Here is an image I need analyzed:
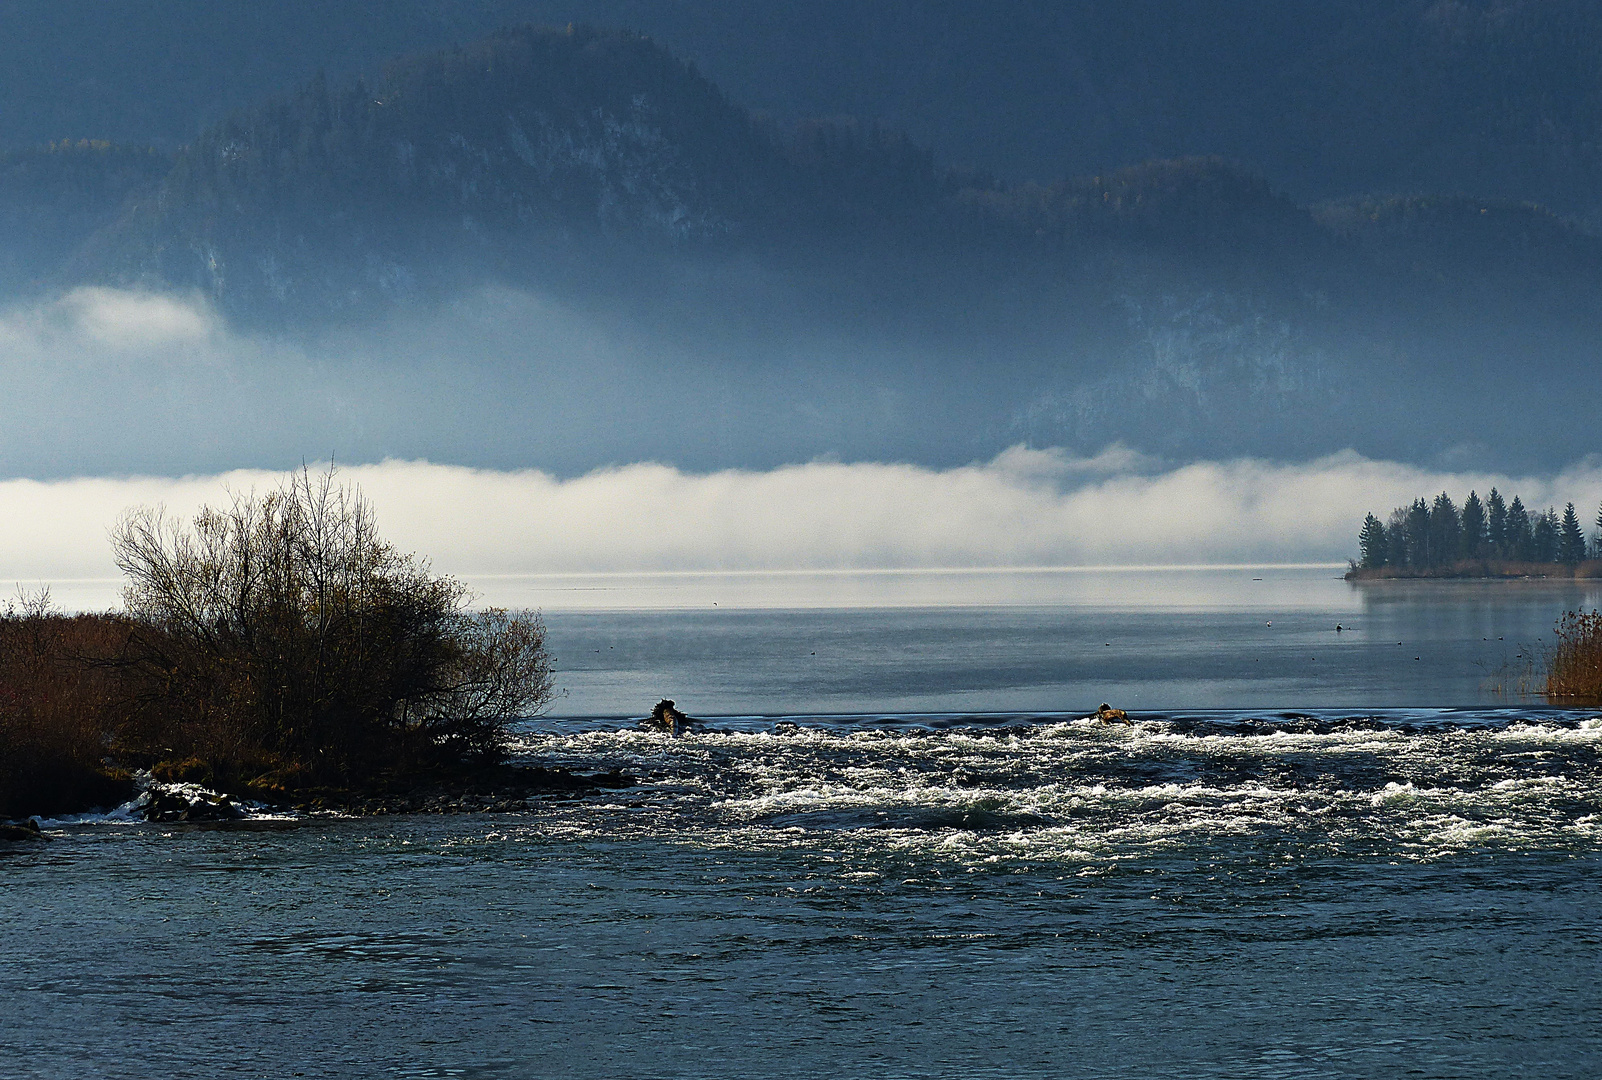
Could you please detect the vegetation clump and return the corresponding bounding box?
[1349,488,1600,578]
[0,592,133,818]
[0,467,556,819]
[1546,610,1602,703]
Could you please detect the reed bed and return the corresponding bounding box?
[1545,610,1602,703]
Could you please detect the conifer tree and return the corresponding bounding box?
[1430,491,1460,566]
[1533,507,1560,562]
[1406,498,1432,567]
[1560,502,1587,564]
[1486,488,1508,554]
[1507,496,1532,560]
[1461,490,1487,558]
[1358,513,1388,568]
[1387,506,1411,567]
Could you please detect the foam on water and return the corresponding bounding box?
[9,705,1601,1078]
[490,709,1602,866]
[33,773,297,828]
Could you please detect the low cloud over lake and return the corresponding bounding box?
[5,449,1600,609]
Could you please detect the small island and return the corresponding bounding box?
[1345,487,1602,580]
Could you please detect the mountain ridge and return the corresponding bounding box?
[2,22,1600,474]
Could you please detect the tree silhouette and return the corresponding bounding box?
[1357,488,1595,572]
[1461,490,1487,558]
[1486,488,1508,554]
[1430,491,1460,566]
[1507,497,1533,560]
[1358,513,1389,568]
[1532,507,1560,563]
[1560,502,1587,564]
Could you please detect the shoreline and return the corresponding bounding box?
[1,762,642,833]
[1345,559,1602,581]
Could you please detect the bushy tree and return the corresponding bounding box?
[111,467,554,777]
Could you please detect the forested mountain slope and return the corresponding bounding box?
[4,1,1602,224]
[1,23,1599,472]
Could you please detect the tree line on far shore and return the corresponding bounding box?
[1356,489,1599,570]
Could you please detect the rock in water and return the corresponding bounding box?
[0,819,47,843]
[1095,703,1132,725]
[641,699,697,736]
[140,785,245,823]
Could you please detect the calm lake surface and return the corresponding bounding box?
[532,565,1602,713]
[5,568,1601,1078]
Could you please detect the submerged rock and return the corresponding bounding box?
[640,699,698,736]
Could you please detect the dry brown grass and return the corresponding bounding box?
[0,605,135,817]
[1546,610,1602,703]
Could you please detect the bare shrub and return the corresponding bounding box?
[111,466,553,781]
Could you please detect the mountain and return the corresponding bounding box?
[4,1,1602,226]
[2,23,1600,476]
[0,141,169,297]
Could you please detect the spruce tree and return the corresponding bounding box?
[1487,488,1508,554]
[1533,508,1560,562]
[1560,503,1587,564]
[1387,507,1411,567]
[1507,496,1532,560]
[1406,498,1432,567]
[1430,491,1460,566]
[1358,513,1388,568]
[1461,490,1487,558]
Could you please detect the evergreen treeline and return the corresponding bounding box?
[1356,490,1598,571]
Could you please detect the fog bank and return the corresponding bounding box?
[4,449,1600,610]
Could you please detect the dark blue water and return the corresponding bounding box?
[5,710,1601,1078]
[6,572,1602,1078]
